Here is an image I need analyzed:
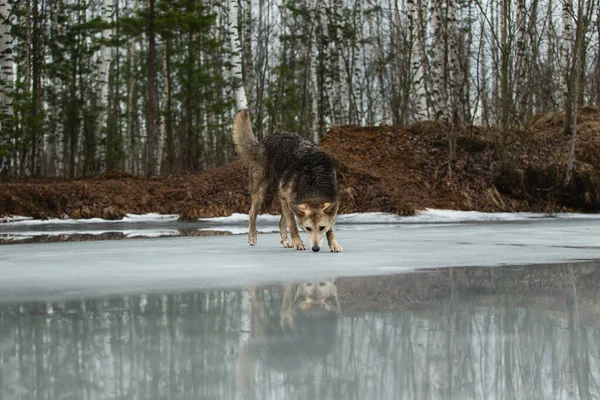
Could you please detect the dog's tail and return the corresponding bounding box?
[233,109,260,165]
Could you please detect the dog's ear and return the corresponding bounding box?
[322,201,339,216]
[290,203,309,216]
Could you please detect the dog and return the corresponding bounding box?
[233,109,343,252]
[236,279,341,393]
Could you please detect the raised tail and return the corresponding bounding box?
[233,109,260,165]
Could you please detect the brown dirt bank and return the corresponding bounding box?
[1,108,600,220]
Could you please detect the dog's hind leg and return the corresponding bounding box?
[279,214,293,248]
[248,179,267,246]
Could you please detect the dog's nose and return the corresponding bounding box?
[312,245,320,252]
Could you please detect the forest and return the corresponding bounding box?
[0,0,598,179]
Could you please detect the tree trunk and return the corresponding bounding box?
[308,0,320,142]
[350,0,362,124]
[31,0,43,176]
[126,38,137,175]
[228,0,248,110]
[0,0,13,174]
[106,0,122,172]
[597,12,600,106]
[500,0,510,130]
[243,0,254,112]
[565,0,594,184]
[94,0,114,175]
[408,0,428,120]
[145,0,158,176]
[561,0,574,134]
[430,0,445,119]
[515,0,528,122]
[317,0,334,124]
[163,37,174,174]
[157,39,169,175]
[333,0,347,123]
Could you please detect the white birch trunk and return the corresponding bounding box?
[335,0,347,123]
[515,0,528,120]
[561,0,574,99]
[127,38,137,174]
[157,42,167,174]
[408,0,428,120]
[329,0,346,124]
[0,0,13,118]
[228,0,248,110]
[95,0,114,174]
[318,0,334,124]
[351,0,363,123]
[372,3,389,123]
[309,0,320,142]
[446,0,461,122]
[430,0,446,118]
[243,0,254,112]
[0,0,12,173]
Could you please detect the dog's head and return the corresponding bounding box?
[291,201,339,252]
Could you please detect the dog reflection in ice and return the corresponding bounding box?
[236,280,340,394]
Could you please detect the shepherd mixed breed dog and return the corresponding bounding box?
[233,109,343,253]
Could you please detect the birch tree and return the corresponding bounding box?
[243,0,254,112]
[94,0,114,174]
[228,0,248,110]
[564,0,596,185]
[146,0,158,176]
[308,0,320,141]
[0,0,13,173]
[430,0,445,118]
[408,0,429,120]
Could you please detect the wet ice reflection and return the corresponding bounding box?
[1,262,599,399]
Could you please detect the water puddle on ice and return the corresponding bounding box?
[1,261,599,399]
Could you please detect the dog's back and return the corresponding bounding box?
[262,132,337,203]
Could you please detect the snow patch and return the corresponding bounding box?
[3,209,600,229]
[0,229,181,242]
[0,213,179,226]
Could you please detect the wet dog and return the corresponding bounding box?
[233,110,343,252]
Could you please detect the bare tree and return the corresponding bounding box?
[243,0,254,112]
[0,0,13,173]
[308,0,320,141]
[145,0,158,176]
[228,0,248,110]
[565,0,596,185]
[95,0,114,175]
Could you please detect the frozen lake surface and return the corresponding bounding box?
[1,216,600,301]
[1,212,600,399]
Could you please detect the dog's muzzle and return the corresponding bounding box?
[312,245,320,252]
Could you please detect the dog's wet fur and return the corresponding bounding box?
[233,109,343,252]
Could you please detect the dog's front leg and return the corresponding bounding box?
[326,229,343,253]
[278,215,293,248]
[281,200,306,250]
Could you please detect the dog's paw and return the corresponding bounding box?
[294,241,307,251]
[248,234,257,246]
[329,242,343,253]
[281,239,294,248]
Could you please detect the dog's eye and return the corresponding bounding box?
[319,226,325,231]
[305,226,312,232]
